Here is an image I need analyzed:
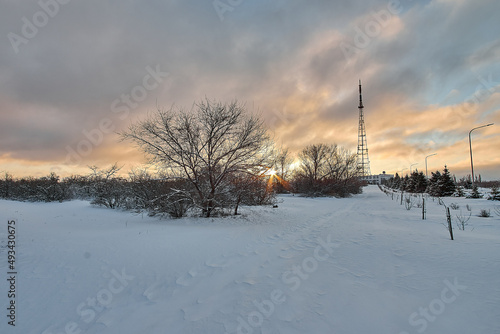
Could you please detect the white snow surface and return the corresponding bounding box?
[1,185,499,334]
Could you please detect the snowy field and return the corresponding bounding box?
[1,185,499,334]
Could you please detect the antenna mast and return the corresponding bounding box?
[357,80,371,176]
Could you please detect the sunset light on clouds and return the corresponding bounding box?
[1,0,499,179]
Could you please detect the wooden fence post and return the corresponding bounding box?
[446,207,454,240]
[422,198,426,220]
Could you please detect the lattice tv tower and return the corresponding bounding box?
[357,80,371,176]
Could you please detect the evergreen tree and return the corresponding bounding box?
[413,171,428,193]
[469,184,482,199]
[393,173,401,190]
[438,165,456,197]
[426,171,441,196]
[402,175,410,191]
[407,171,418,193]
[489,186,500,201]
[454,186,465,197]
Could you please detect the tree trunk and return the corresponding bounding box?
[234,196,241,215]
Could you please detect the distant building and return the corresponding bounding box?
[361,171,393,185]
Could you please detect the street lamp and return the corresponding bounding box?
[425,153,437,178]
[410,163,418,174]
[469,123,494,185]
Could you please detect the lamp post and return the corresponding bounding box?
[410,163,418,174]
[425,153,437,178]
[469,123,494,185]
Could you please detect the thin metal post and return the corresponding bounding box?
[447,207,454,241]
[425,153,437,178]
[422,198,426,220]
[469,124,493,185]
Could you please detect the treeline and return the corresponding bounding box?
[384,165,499,199]
[290,143,364,197]
[0,149,363,218]
[0,172,73,203]
[385,166,456,197]
[0,99,364,218]
[0,165,273,217]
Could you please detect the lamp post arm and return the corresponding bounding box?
[469,123,493,185]
[469,129,474,184]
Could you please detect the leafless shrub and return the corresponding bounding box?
[404,196,414,210]
[149,186,194,218]
[449,203,460,210]
[479,209,491,218]
[455,211,472,230]
[415,199,423,208]
[88,164,128,209]
[466,204,472,212]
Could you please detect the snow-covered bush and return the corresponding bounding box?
[454,186,465,197]
[146,179,194,218]
[88,165,129,209]
[404,196,413,210]
[467,185,482,199]
[478,209,491,218]
[0,172,71,202]
[455,210,472,230]
[488,186,500,201]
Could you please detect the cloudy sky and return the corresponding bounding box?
[1,0,499,179]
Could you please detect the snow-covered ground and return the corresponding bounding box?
[1,185,499,334]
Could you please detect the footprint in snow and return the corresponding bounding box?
[234,277,259,285]
[278,253,295,259]
[392,249,408,257]
[176,272,196,287]
[205,256,239,268]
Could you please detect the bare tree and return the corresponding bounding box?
[229,173,274,215]
[293,144,362,197]
[271,146,294,192]
[0,172,13,199]
[297,144,332,183]
[122,99,272,217]
[88,163,127,209]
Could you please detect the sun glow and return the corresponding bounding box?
[266,168,277,176]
